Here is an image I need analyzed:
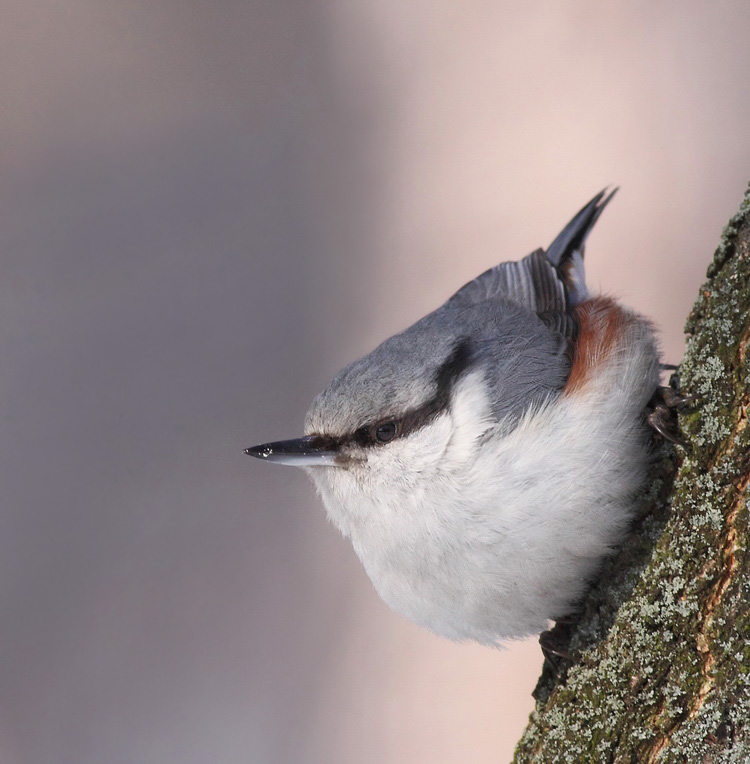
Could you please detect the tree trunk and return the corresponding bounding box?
[514,184,750,763]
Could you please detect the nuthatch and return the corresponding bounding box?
[246,191,675,647]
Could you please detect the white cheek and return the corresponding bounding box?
[306,464,363,536]
[364,370,493,482]
[443,370,494,466]
[370,417,454,480]
[306,370,493,535]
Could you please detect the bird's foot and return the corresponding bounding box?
[646,386,696,448]
[539,621,575,673]
[656,385,697,409]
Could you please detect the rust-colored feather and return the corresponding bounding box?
[564,297,635,395]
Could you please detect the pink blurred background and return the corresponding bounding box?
[1,2,749,762]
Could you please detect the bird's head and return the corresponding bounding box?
[245,318,497,535]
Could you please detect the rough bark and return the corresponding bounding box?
[514,184,750,763]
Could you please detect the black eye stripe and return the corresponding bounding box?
[353,426,372,447]
[308,338,474,452]
[346,337,475,448]
[353,421,398,446]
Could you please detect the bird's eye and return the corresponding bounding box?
[375,422,398,443]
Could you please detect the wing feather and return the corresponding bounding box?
[446,189,617,348]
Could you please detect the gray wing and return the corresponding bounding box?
[448,248,577,345]
[446,188,617,345]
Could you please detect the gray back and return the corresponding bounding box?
[306,191,617,437]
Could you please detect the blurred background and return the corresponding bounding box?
[1,1,749,762]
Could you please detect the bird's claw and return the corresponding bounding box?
[656,385,697,409]
[647,405,687,447]
[645,386,696,448]
[539,623,575,673]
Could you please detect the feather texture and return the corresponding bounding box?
[250,190,661,645]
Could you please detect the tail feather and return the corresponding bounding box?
[545,187,618,307]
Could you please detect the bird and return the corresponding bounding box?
[245,190,675,648]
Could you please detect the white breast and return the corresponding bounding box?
[309,316,660,645]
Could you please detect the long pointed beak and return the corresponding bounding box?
[244,436,339,467]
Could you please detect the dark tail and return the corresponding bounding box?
[545,187,618,268]
[545,188,618,307]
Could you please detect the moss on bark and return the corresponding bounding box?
[514,184,750,763]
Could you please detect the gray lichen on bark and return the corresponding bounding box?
[514,184,750,763]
